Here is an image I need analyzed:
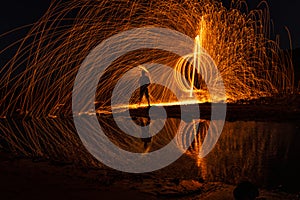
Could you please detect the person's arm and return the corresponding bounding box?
[147,76,150,84]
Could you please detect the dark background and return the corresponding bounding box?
[0,0,299,49]
[221,0,300,49]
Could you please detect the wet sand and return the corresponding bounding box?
[0,152,155,200]
[1,151,298,200]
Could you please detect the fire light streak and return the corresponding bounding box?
[0,0,294,118]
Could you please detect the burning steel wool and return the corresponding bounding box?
[0,0,294,118]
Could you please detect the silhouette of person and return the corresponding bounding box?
[132,116,152,149]
[233,181,259,200]
[139,70,150,107]
[140,116,152,149]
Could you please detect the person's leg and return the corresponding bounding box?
[139,86,145,103]
[145,88,150,106]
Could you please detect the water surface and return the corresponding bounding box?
[0,117,299,192]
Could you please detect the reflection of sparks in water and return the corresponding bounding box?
[0,0,294,118]
[1,118,295,183]
[0,116,212,170]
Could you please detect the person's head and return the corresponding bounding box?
[233,181,259,200]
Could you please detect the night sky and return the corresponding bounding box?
[0,0,299,49]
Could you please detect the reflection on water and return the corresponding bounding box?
[201,121,300,191]
[0,117,299,191]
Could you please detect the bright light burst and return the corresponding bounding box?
[0,0,294,117]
